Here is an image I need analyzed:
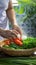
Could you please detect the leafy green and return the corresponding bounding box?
[22,37,36,49]
[3,37,36,49]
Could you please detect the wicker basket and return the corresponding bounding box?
[0,40,36,56]
[0,47,36,56]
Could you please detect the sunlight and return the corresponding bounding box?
[12,0,18,6]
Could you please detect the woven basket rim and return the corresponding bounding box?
[0,47,36,56]
[1,47,36,51]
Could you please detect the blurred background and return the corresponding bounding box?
[11,0,36,38]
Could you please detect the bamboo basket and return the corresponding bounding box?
[0,40,36,56]
[0,47,36,56]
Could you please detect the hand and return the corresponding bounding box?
[12,25,22,38]
[0,28,18,40]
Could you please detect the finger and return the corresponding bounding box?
[16,29,22,38]
[12,30,19,34]
[15,28,22,36]
[5,30,18,38]
[11,30,22,39]
[14,26,22,35]
[1,30,16,39]
[11,31,18,38]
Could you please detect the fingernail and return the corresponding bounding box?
[17,34,20,38]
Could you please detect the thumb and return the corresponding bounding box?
[17,34,22,40]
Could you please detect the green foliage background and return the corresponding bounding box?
[14,0,36,37]
[14,0,36,22]
[15,0,36,14]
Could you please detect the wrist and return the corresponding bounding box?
[12,22,18,28]
[13,22,18,26]
[0,28,5,36]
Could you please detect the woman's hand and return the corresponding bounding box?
[12,25,22,38]
[0,25,22,40]
[0,28,18,40]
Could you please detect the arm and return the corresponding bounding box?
[6,0,22,37]
[6,0,17,28]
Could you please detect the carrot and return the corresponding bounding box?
[4,38,22,46]
[4,39,10,45]
[13,38,22,46]
[18,38,22,41]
